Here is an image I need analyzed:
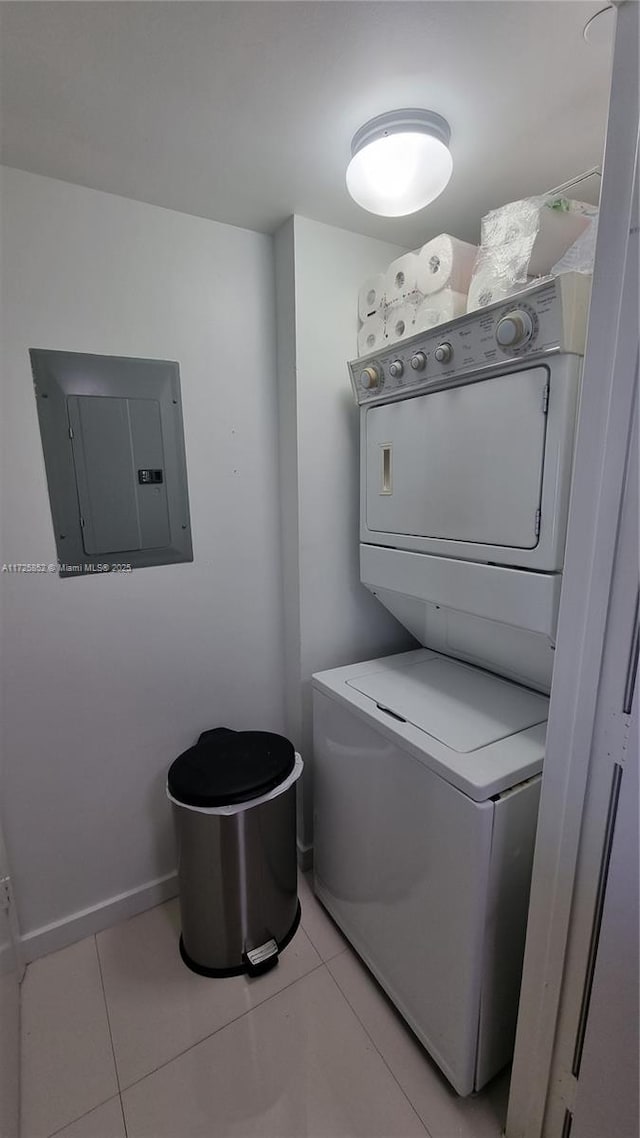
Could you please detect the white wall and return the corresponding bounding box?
[275,216,417,855]
[274,220,303,770]
[0,168,285,953]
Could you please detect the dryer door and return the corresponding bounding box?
[365,367,548,551]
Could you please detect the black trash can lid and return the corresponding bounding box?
[167,729,296,808]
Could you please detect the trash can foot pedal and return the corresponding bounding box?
[244,938,279,976]
[178,902,301,978]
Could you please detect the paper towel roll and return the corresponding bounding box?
[414,290,467,332]
[418,235,477,296]
[412,306,441,334]
[358,273,386,322]
[386,303,415,345]
[466,272,510,313]
[481,201,540,247]
[467,271,533,313]
[385,253,420,303]
[358,312,386,356]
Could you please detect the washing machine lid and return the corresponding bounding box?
[346,656,548,753]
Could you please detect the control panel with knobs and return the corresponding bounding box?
[349,275,591,405]
[496,309,535,349]
[434,342,453,364]
[360,365,381,390]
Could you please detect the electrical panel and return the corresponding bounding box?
[30,349,193,577]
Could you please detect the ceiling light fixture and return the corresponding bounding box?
[346,109,453,218]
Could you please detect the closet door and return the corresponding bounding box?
[570,712,639,1138]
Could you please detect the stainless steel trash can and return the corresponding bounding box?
[167,728,303,977]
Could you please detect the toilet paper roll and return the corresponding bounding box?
[385,253,421,303]
[386,303,415,345]
[357,312,386,356]
[413,290,467,332]
[466,272,510,313]
[417,235,478,296]
[358,273,386,322]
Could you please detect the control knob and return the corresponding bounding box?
[410,352,427,371]
[360,365,380,390]
[496,309,534,348]
[388,360,404,378]
[434,342,453,364]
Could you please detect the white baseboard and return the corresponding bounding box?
[20,872,179,963]
[296,839,313,873]
[23,845,313,962]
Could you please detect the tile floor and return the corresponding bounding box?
[21,874,509,1138]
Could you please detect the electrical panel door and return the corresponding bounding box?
[30,349,192,577]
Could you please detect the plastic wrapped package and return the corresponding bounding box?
[358,274,386,322]
[357,231,479,354]
[386,302,416,344]
[377,288,468,346]
[467,270,534,313]
[358,312,386,356]
[550,209,598,275]
[414,289,467,331]
[468,196,597,312]
[385,253,422,303]
[417,235,477,295]
[481,197,586,250]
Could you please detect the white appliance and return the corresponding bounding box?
[312,273,590,1095]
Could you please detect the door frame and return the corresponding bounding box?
[505,3,639,1134]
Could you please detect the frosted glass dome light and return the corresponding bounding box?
[346,109,453,218]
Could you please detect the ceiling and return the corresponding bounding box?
[0,1,613,247]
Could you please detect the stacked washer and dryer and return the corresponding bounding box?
[312,273,591,1096]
